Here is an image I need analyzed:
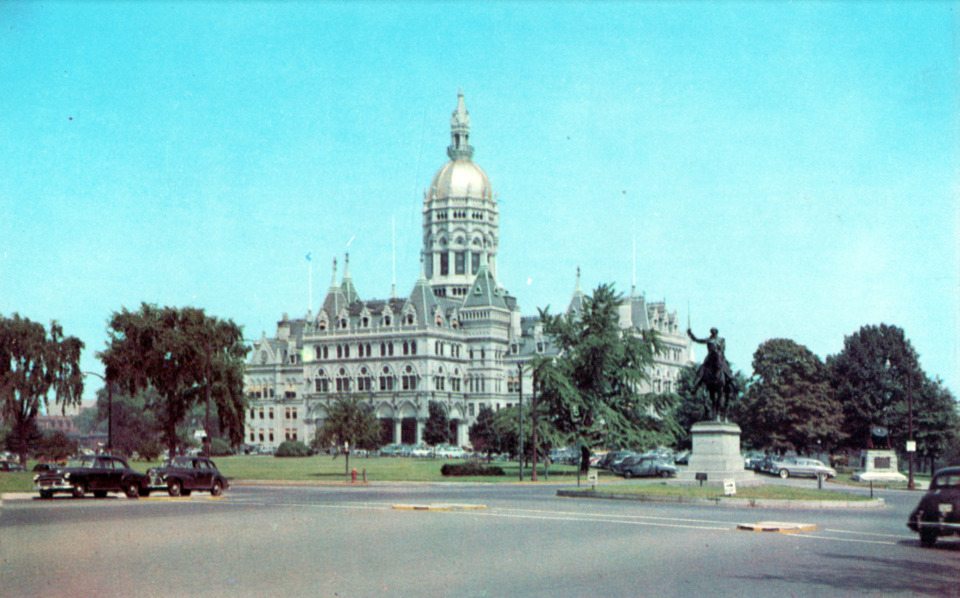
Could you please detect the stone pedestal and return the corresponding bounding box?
[675,421,761,487]
[851,450,907,482]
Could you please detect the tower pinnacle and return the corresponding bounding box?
[447,89,474,160]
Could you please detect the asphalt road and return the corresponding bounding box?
[1,481,956,597]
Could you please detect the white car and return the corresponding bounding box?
[410,445,432,458]
[434,445,469,459]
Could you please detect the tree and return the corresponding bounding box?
[0,314,84,465]
[93,386,163,459]
[901,378,959,473]
[468,404,499,458]
[827,324,925,450]
[423,401,451,446]
[731,339,844,455]
[314,393,381,475]
[99,304,249,458]
[34,430,79,462]
[537,284,663,470]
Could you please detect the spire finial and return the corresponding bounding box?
[330,257,338,286]
[447,90,473,160]
[575,266,582,293]
[343,252,351,280]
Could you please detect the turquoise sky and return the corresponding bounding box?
[1,1,958,404]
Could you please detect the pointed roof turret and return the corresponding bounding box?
[321,257,347,319]
[447,89,474,161]
[566,267,586,316]
[462,251,507,310]
[404,253,440,326]
[341,253,360,305]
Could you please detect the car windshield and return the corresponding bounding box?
[171,458,194,467]
[65,456,97,468]
[932,474,960,489]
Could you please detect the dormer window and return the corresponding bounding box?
[384,316,391,326]
[362,317,369,328]
[340,318,348,329]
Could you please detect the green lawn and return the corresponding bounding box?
[567,481,874,501]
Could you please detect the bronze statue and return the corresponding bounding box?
[687,327,738,421]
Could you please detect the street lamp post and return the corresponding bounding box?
[531,369,538,482]
[518,362,523,482]
[907,375,915,490]
[83,371,113,452]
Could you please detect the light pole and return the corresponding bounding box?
[83,371,112,452]
[531,369,538,482]
[907,375,915,490]
[518,362,523,481]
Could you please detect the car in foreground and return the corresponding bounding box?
[621,456,678,479]
[148,456,229,497]
[773,458,837,479]
[908,466,960,548]
[34,455,151,499]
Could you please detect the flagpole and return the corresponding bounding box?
[307,253,313,313]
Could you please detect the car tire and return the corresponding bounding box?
[920,528,937,548]
[39,490,53,499]
[94,490,108,499]
[182,490,192,497]
[124,482,140,499]
[660,470,671,478]
[211,480,223,497]
[779,469,789,479]
[168,480,182,497]
[72,483,86,499]
[623,470,632,479]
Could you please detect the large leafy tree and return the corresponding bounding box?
[423,401,451,446]
[827,324,925,450]
[468,404,500,458]
[732,339,844,455]
[537,284,663,468]
[99,304,248,458]
[896,377,959,473]
[314,393,381,474]
[0,314,84,464]
[93,386,164,459]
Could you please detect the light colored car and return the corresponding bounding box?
[434,445,469,459]
[775,458,837,479]
[621,456,678,478]
[410,444,432,458]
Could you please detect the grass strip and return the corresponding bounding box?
[563,482,873,501]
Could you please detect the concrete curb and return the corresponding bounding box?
[392,504,487,511]
[556,489,886,509]
[737,521,818,533]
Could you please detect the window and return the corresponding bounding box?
[440,252,449,276]
[337,345,343,359]
[410,340,416,355]
[389,342,394,356]
[380,343,386,356]
[315,378,329,393]
[380,375,394,391]
[455,251,465,275]
[259,408,264,419]
[403,341,409,356]
[269,430,274,442]
[471,252,480,274]
[259,431,264,442]
[268,408,274,420]
[285,391,296,399]
[468,403,475,416]
[315,346,323,360]
[384,316,391,326]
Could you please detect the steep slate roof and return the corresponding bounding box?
[462,261,507,310]
[566,267,585,316]
[404,270,441,327]
[340,254,360,305]
[320,258,347,319]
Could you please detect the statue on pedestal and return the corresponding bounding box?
[687,327,738,422]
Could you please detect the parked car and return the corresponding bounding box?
[410,444,432,458]
[379,444,403,457]
[608,453,639,475]
[34,455,151,499]
[908,466,960,548]
[621,456,678,479]
[773,458,837,479]
[434,445,469,459]
[673,451,690,466]
[148,456,229,497]
[1,460,26,472]
[597,451,633,471]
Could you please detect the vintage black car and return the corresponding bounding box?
[148,456,229,497]
[907,466,960,548]
[34,455,151,499]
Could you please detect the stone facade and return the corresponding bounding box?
[242,92,694,450]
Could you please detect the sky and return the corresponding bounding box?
[1,1,958,405]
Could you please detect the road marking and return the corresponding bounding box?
[493,506,734,526]
[461,510,730,531]
[792,533,898,546]
[823,528,915,540]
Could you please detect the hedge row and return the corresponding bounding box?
[441,462,505,477]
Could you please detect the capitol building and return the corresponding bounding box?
[243,92,693,450]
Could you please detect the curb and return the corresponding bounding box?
[392,504,487,511]
[556,489,886,509]
[737,521,818,533]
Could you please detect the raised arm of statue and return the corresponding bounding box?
[687,329,706,344]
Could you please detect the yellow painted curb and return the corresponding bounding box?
[392,504,487,511]
[737,521,818,533]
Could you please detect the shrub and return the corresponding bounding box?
[441,462,505,477]
[137,439,163,461]
[275,440,313,457]
[209,437,233,457]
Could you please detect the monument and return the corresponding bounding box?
[675,326,761,487]
[851,450,908,483]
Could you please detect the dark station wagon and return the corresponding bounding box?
[148,456,229,497]
[34,455,152,499]
[907,466,960,548]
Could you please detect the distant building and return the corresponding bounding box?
[243,92,694,450]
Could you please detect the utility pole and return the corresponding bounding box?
[518,362,523,481]
[531,369,538,482]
